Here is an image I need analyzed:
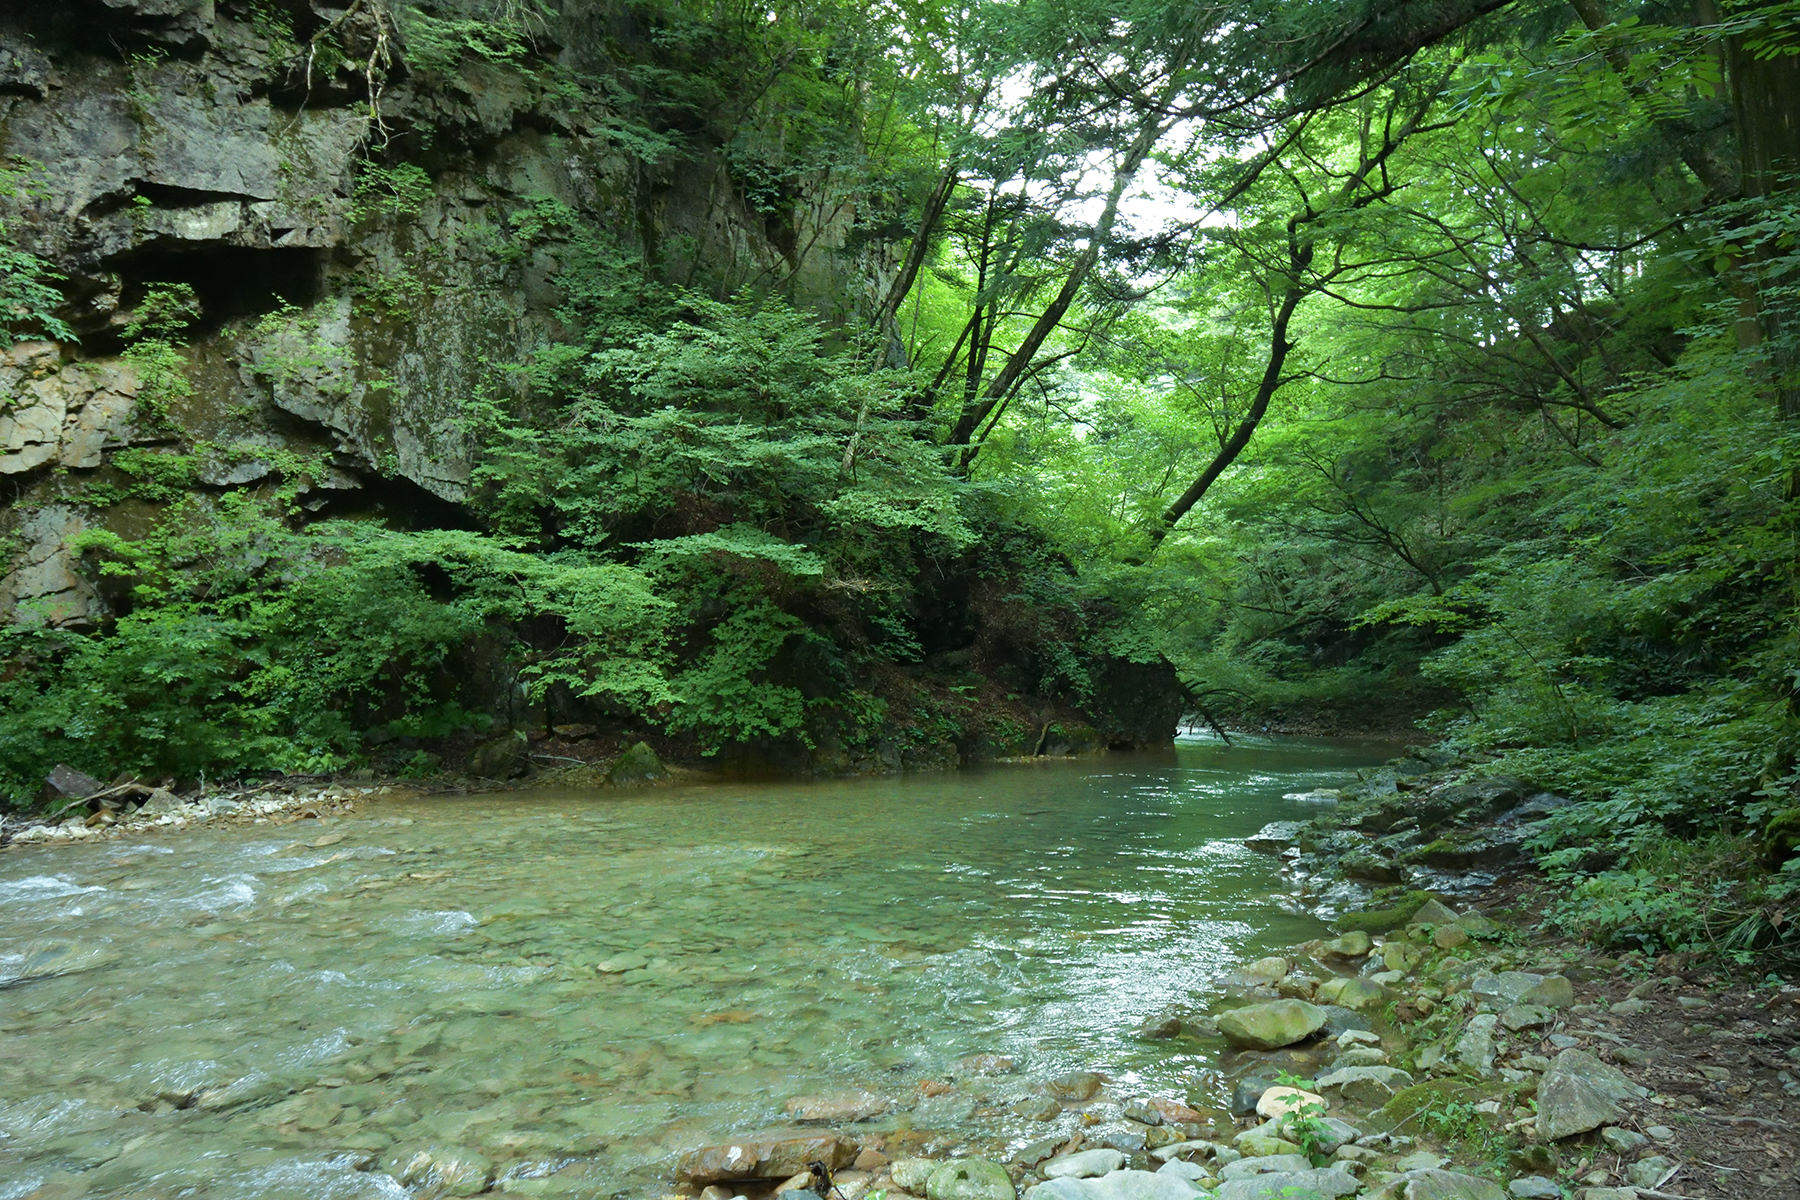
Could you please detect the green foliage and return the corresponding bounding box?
[0,160,74,347]
[0,496,678,806]
[1270,1071,1334,1166]
[396,1,552,77]
[347,161,434,223]
[119,283,200,428]
[1546,832,1797,963]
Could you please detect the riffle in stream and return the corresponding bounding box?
[0,736,1394,1199]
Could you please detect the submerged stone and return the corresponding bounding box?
[782,1090,889,1122]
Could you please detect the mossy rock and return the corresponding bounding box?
[1763,807,1800,865]
[466,730,528,779]
[1369,1078,1532,1134]
[1336,890,1436,935]
[1041,723,1106,755]
[604,741,668,785]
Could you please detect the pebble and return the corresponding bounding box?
[1508,1177,1561,1199]
[1599,1127,1647,1153]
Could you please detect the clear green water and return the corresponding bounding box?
[0,736,1391,1200]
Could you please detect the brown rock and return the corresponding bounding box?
[676,1128,852,1184]
[1147,1097,1208,1125]
[1043,1070,1106,1101]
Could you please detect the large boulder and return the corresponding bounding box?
[1216,1000,1328,1050]
[1536,1050,1647,1141]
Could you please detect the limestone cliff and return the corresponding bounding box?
[0,0,883,626]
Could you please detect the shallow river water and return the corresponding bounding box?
[0,735,1393,1200]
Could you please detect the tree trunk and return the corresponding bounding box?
[947,111,1167,450]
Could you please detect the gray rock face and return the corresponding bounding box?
[41,763,103,805]
[465,731,528,779]
[1536,1049,1648,1141]
[0,0,890,631]
[1625,1155,1676,1189]
[0,505,99,627]
[1025,1170,1202,1200]
[0,343,141,476]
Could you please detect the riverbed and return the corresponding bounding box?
[0,735,1395,1199]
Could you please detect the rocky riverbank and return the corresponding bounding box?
[0,737,691,848]
[658,761,1800,1200]
[0,772,407,846]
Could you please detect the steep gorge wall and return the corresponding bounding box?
[0,0,880,626]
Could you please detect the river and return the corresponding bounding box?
[0,734,1394,1199]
